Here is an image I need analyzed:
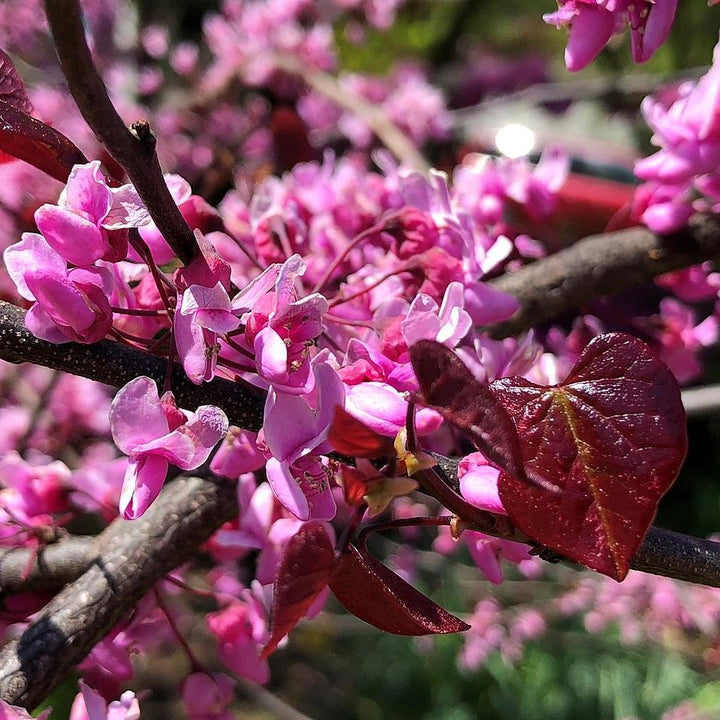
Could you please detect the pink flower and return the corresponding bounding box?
[109,377,229,519]
[458,452,506,515]
[207,585,270,684]
[239,255,328,395]
[175,282,240,384]
[4,233,114,344]
[544,1,678,71]
[35,161,150,265]
[0,700,51,719]
[182,672,234,720]
[69,682,140,720]
[263,363,344,520]
[401,281,472,347]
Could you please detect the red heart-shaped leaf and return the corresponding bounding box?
[329,543,469,635]
[0,101,87,182]
[329,405,395,459]
[260,522,336,659]
[0,49,31,114]
[410,340,526,483]
[491,332,687,580]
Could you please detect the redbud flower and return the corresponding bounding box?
[109,377,228,519]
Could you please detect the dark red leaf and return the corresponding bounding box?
[329,405,395,459]
[410,340,526,483]
[260,522,336,659]
[329,543,469,635]
[491,332,687,581]
[0,49,31,114]
[0,101,87,182]
[339,465,376,507]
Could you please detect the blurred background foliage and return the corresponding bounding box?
[33,1,720,718]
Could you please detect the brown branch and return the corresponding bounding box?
[0,475,238,709]
[273,54,431,173]
[489,213,720,338]
[42,0,197,264]
[0,301,264,432]
[0,537,95,595]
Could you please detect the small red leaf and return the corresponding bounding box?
[260,522,336,659]
[0,101,88,182]
[492,333,687,581]
[339,465,376,507]
[329,406,395,459]
[329,543,469,635]
[0,49,32,114]
[410,340,526,483]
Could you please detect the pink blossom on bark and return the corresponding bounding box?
[4,233,114,344]
[109,377,228,519]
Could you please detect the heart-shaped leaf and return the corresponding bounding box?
[410,340,526,484]
[329,405,396,459]
[0,49,31,113]
[491,332,687,580]
[0,101,87,182]
[329,543,469,635]
[260,522,336,659]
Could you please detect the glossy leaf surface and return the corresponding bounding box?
[329,405,395,459]
[0,101,87,182]
[491,333,687,580]
[0,49,31,113]
[329,543,470,635]
[261,522,336,659]
[410,339,526,483]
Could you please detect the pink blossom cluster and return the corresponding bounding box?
[544,0,678,71]
[634,40,720,233]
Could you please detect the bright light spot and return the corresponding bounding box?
[494,123,536,158]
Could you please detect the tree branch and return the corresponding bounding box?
[489,213,720,338]
[0,475,238,708]
[0,537,95,595]
[0,301,264,431]
[42,0,197,264]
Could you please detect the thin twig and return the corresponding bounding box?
[43,0,197,264]
[274,54,430,173]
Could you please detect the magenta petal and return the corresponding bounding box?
[231,264,281,311]
[119,454,168,519]
[266,457,310,520]
[264,389,321,462]
[464,281,519,325]
[255,326,289,382]
[76,681,108,720]
[467,537,504,585]
[344,382,407,436]
[172,405,229,468]
[460,465,506,515]
[35,204,111,266]
[110,377,169,454]
[174,308,213,385]
[25,304,71,343]
[564,7,615,72]
[307,484,336,521]
[25,272,97,331]
[105,184,151,228]
[3,233,66,301]
[63,161,112,222]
